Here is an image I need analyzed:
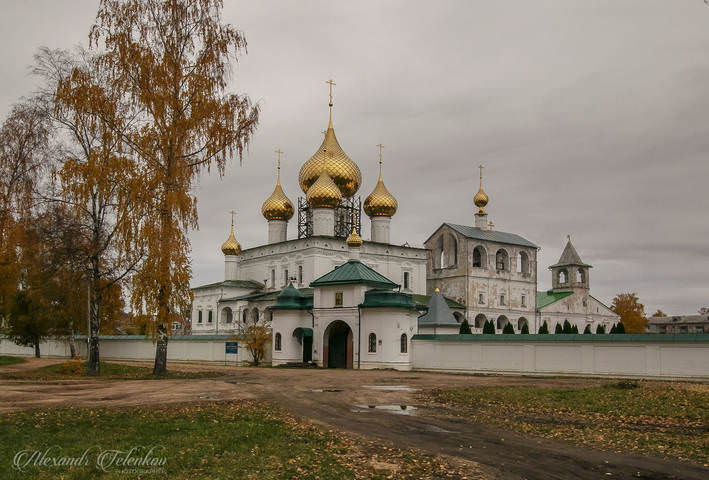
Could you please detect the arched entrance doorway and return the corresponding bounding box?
[323,320,353,368]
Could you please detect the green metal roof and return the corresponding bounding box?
[536,290,573,309]
[411,294,465,310]
[192,279,265,291]
[359,289,417,310]
[310,260,398,289]
[270,283,314,310]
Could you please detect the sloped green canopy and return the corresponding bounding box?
[310,260,398,289]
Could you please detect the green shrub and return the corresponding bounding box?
[562,319,573,334]
[521,323,530,334]
[555,323,563,334]
[616,322,626,334]
[596,324,606,334]
[483,320,496,334]
[610,324,617,334]
[459,318,472,334]
[538,321,549,334]
[583,324,592,334]
[502,323,515,334]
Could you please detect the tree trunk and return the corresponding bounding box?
[153,324,168,375]
[34,341,40,358]
[68,321,77,359]
[87,271,101,376]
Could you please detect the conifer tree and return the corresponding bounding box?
[616,322,626,334]
[538,321,549,334]
[596,324,606,334]
[610,324,617,334]
[502,323,514,334]
[459,318,472,334]
[555,323,563,334]
[563,319,573,334]
[521,323,530,334]
[583,324,592,334]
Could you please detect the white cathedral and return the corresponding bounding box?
[189,86,618,369]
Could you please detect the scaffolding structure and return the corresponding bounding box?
[297,196,362,239]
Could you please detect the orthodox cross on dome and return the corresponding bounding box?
[230,210,236,227]
[275,149,283,170]
[326,79,336,106]
[377,143,384,175]
[567,234,571,242]
[478,164,484,187]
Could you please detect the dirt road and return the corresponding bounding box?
[1,358,706,480]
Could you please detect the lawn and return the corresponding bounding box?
[423,380,709,463]
[0,361,225,380]
[0,401,471,480]
[0,355,27,366]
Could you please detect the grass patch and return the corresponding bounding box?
[0,402,474,479]
[423,381,709,463]
[0,355,27,366]
[0,361,225,380]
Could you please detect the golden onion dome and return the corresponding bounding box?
[364,159,398,218]
[299,112,361,198]
[261,159,294,221]
[221,216,241,255]
[306,171,342,209]
[474,164,489,214]
[346,212,362,247]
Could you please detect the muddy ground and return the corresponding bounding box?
[1,358,706,480]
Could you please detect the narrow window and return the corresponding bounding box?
[500,295,506,306]
[198,310,203,323]
[368,333,377,353]
[496,249,508,272]
[473,247,483,268]
[335,292,343,307]
[400,333,408,353]
[275,332,282,351]
[577,269,584,283]
[559,270,567,284]
[208,310,213,323]
[298,265,303,284]
[521,295,526,307]
[478,293,484,305]
[403,272,410,290]
[284,269,289,286]
[271,269,275,288]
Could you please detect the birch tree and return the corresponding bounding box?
[90,0,259,373]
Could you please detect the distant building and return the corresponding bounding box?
[647,315,709,334]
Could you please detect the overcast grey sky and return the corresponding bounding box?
[1,1,708,315]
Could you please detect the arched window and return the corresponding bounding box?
[517,251,529,275]
[251,308,259,325]
[449,235,458,266]
[436,236,445,268]
[298,265,303,284]
[274,332,282,351]
[453,312,464,324]
[368,333,377,353]
[558,269,567,284]
[474,313,487,329]
[496,249,509,272]
[221,307,233,324]
[197,310,203,324]
[576,268,584,283]
[518,317,528,330]
[400,333,408,353]
[473,246,486,268]
[242,309,248,323]
[496,315,509,330]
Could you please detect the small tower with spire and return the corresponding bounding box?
[549,235,592,293]
[346,210,363,260]
[474,165,490,230]
[262,149,294,243]
[364,144,398,243]
[221,211,242,281]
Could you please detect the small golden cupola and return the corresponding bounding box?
[346,211,363,247]
[221,211,242,255]
[474,164,489,214]
[261,149,294,221]
[306,171,342,209]
[298,79,361,198]
[364,144,398,218]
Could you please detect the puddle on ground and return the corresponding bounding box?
[311,388,343,393]
[352,404,418,415]
[362,385,419,392]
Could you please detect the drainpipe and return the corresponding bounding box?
[357,305,361,369]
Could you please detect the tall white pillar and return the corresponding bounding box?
[475,212,489,230]
[267,220,287,244]
[224,255,238,281]
[370,216,391,244]
[312,208,335,236]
